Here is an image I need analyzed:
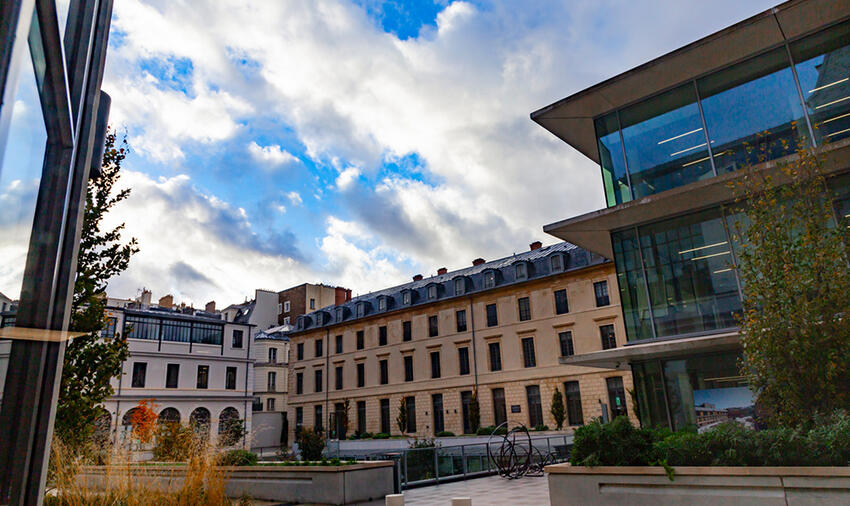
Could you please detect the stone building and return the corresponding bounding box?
[286,241,636,441]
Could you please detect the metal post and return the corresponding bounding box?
[547,437,551,458]
[403,449,408,487]
[434,447,439,483]
[461,444,467,477]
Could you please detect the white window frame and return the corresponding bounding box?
[284,300,291,312]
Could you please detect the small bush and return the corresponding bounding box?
[435,431,455,437]
[296,428,325,461]
[220,449,258,466]
[571,417,666,467]
[360,432,373,439]
[533,424,549,432]
[152,422,196,462]
[476,426,495,436]
[494,426,508,435]
[373,432,390,439]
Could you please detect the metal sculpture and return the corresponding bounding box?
[486,422,555,479]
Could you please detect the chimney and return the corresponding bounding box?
[413,274,423,281]
[335,286,352,304]
[530,241,542,251]
[159,294,173,309]
[205,300,216,313]
[138,289,152,307]
[437,267,448,275]
[472,258,485,266]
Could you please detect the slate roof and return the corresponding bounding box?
[293,241,608,333]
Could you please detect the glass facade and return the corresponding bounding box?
[632,352,751,431]
[595,21,850,206]
[613,206,743,342]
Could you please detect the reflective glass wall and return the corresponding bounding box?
[596,20,850,207]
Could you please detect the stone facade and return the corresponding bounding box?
[287,260,636,441]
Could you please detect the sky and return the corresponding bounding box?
[0,0,780,307]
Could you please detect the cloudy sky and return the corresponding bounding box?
[77,0,777,307]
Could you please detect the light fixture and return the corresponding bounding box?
[820,111,850,125]
[678,241,727,255]
[682,150,728,168]
[808,77,848,94]
[827,127,850,138]
[713,267,733,274]
[691,250,731,261]
[815,95,850,109]
[658,128,702,145]
[669,142,707,157]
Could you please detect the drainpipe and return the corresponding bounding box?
[325,328,330,435]
[243,324,252,448]
[468,296,479,392]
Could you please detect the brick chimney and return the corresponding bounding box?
[530,241,542,251]
[472,258,485,266]
[437,267,448,275]
[335,286,352,304]
[413,274,424,281]
[137,289,152,307]
[205,300,216,313]
[158,294,173,308]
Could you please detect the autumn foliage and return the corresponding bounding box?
[129,399,158,443]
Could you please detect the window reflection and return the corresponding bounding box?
[612,228,653,341]
[620,84,713,199]
[792,20,850,145]
[698,48,807,174]
[596,113,630,206]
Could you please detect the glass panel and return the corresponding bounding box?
[631,362,668,428]
[699,48,808,174]
[639,208,741,338]
[663,352,751,431]
[611,228,653,341]
[620,84,713,199]
[595,113,630,206]
[791,20,850,144]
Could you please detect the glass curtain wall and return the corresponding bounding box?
[596,21,850,206]
[613,206,743,342]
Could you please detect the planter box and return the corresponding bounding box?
[78,461,394,505]
[546,464,850,506]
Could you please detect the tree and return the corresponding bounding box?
[469,390,480,433]
[396,398,407,434]
[340,398,350,437]
[129,399,158,444]
[54,130,138,447]
[733,146,850,427]
[551,387,565,430]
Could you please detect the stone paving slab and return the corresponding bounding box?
[402,475,550,506]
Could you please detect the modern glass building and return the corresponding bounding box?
[0,0,115,502]
[533,0,850,430]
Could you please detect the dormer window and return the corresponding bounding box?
[515,263,527,280]
[402,290,411,305]
[315,312,324,325]
[427,285,437,300]
[378,297,387,311]
[454,278,465,296]
[550,254,563,272]
[356,302,366,318]
[335,307,344,321]
[483,271,496,289]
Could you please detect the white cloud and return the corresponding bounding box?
[101,0,779,296]
[248,141,300,167]
[335,167,360,191]
[286,191,303,206]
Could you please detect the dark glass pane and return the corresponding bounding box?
[632,361,668,428]
[620,84,712,199]
[699,48,807,173]
[432,394,444,434]
[791,21,850,144]
[488,342,501,371]
[606,377,627,417]
[596,113,630,206]
[564,381,583,426]
[492,388,507,427]
[639,208,741,338]
[526,385,543,427]
[612,229,653,341]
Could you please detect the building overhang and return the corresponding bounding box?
[530,0,850,163]
[559,332,742,370]
[544,139,850,258]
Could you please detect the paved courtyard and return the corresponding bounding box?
[402,475,550,506]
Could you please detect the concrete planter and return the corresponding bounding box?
[78,461,394,505]
[546,464,850,506]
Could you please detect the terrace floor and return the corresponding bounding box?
[402,474,550,505]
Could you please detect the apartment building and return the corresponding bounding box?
[102,297,254,445]
[278,283,351,326]
[532,0,850,429]
[286,241,635,441]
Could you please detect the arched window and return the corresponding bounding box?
[121,408,139,426]
[190,407,211,434]
[158,407,181,425]
[218,407,243,445]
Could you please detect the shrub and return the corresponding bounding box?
[493,426,508,435]
[435,431,455,437]
[476,426,495,436]
[533,424,549,432]
[296,428,325,461]
[153,422,196,462]
[551,388,565,430]
[570,416,666,467]
[220,449,258,466]
[373,432,390,439]
[360,431,373,439]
